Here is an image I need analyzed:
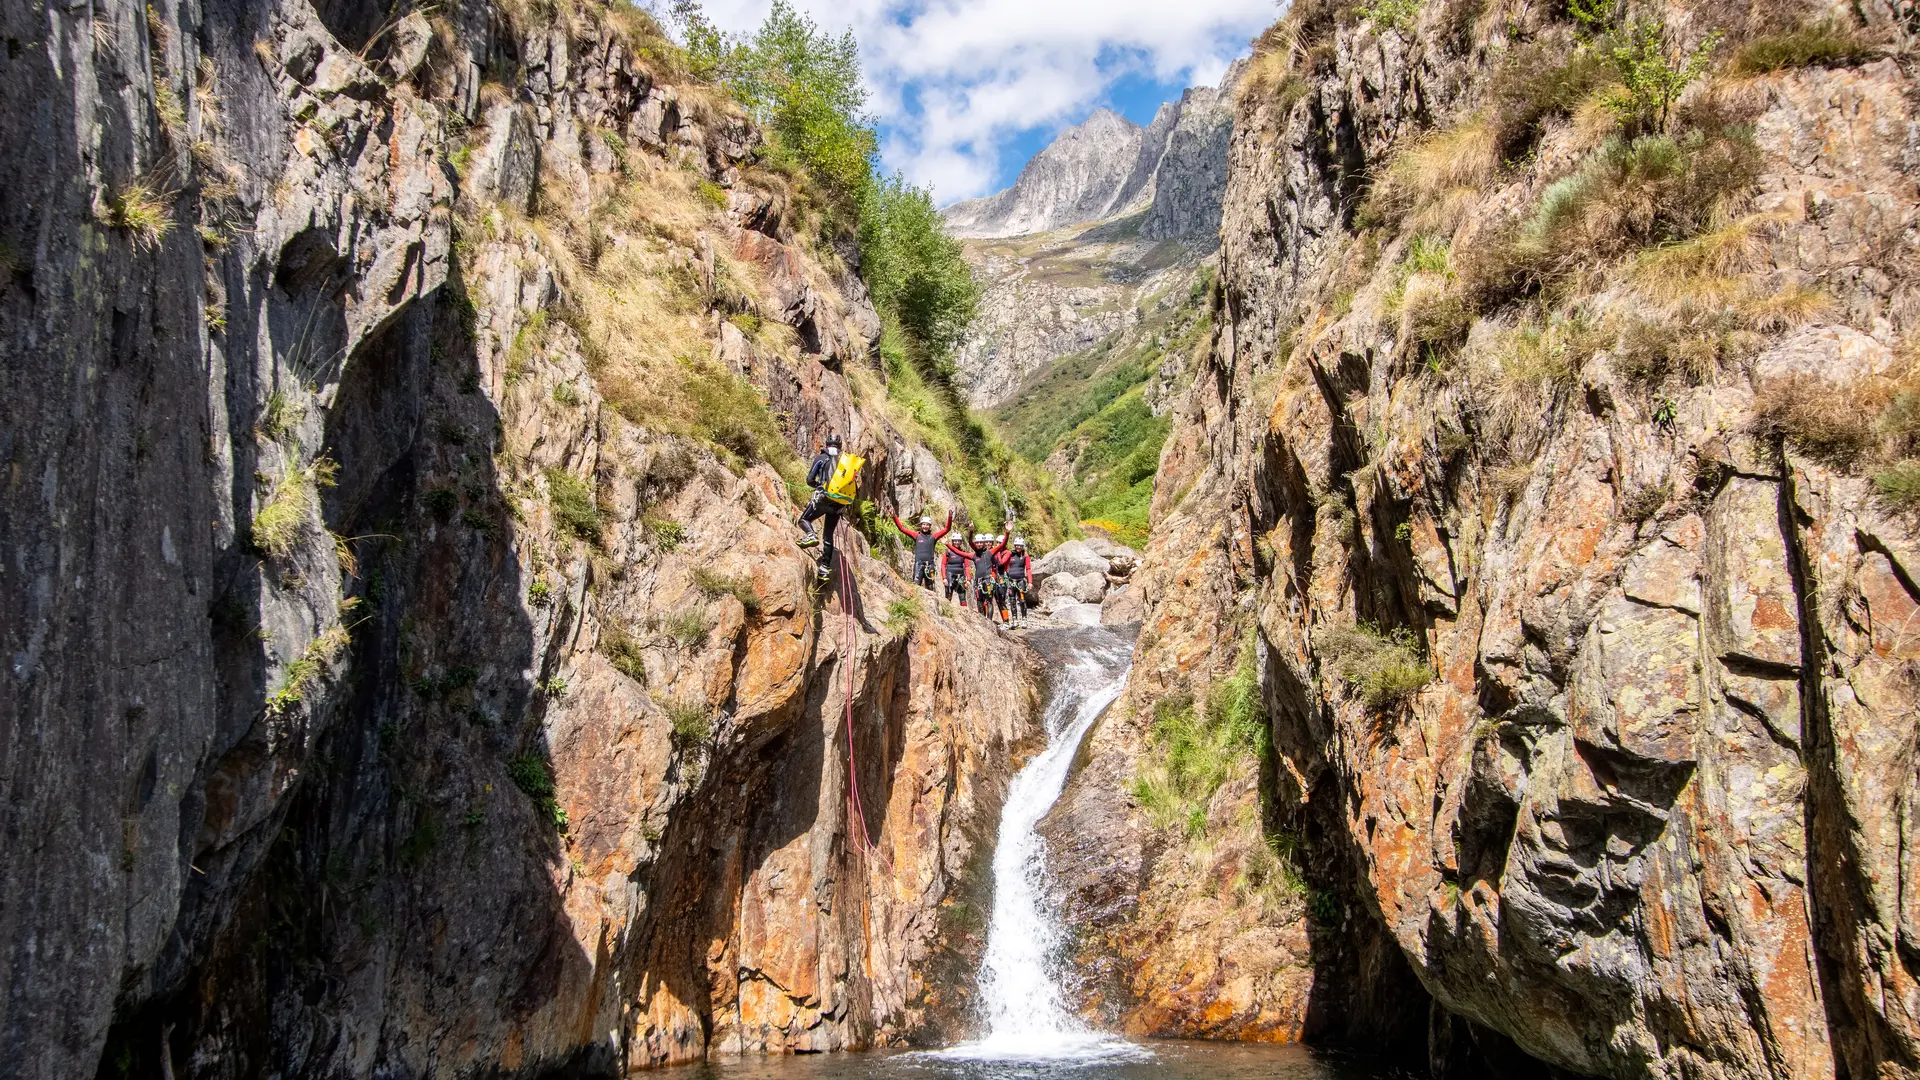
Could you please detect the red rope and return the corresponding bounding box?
[837,547,889,872]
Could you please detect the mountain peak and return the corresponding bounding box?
[941,70,1243,241]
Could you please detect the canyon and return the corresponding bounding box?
[4,0,1920,1077]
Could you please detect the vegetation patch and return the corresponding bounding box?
[1727,21,1879,77]
[693,567,762,614]
[883,596,923,635]
[97,181,175,249]
[664,609,714,649]
[1130,633,1267,837]
[1319,621,1431,711]
[662,697,713,746]
[507,752,568,831]
[545,468,602,542]
[253,458,334,560]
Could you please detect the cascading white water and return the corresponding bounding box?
[940,629,1144,1062]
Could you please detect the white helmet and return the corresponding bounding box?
[974,533,989,543]
[996,534,1006,543]
[918,516,933,529]
[1014,537,1027,549]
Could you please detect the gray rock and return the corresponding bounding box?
[941,109,1144,238]
[1100,583,1145,626]
[467,102,539,213]
[1033,540,1111,588]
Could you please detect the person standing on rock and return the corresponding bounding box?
[1001,536,1034,628]
[940,533,975,603]
[892,510,951,590]
[969,533,997,617]
[796,433,847,582]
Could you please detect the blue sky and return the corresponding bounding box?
[674,0,1279,202]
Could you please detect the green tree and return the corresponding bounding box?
[723,2,877,201]
[859,174,981,364]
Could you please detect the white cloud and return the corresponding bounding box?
[682,0,1279,201]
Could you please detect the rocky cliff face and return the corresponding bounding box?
[0,1,1040,1076]
[1050,0,1920,1076]
[942,70,1241,244]
[940,109,1145,240]
[951,226,1206,410]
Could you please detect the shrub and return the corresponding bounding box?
[545,468,602,542]
[859,174,981,362]
[693,567,762,614]
[1319,621,1431,710]
[527,578,553,607]
[1595,19,1721,135]
[696,178,729,209]
[1751,375,1881,467]
[1728,22,1880,76]
[1358,0,1419,33]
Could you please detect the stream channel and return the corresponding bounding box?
[702,626,1405,1080]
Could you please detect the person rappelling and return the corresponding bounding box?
[893,510,953,590]
[796,433,864,583]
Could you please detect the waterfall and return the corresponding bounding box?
[940,628,1143,1062]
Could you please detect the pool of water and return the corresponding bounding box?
[663,1042,1413,1080]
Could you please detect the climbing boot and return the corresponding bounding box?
[816,562,832,583]
[798,535,821,549]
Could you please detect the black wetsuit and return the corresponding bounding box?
[1004,549,1032,618]
[895,515,951,590]
[941,542,973,600]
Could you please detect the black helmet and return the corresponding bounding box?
[825,433,842,449]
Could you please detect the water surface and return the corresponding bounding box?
[668,1042,1411,1080]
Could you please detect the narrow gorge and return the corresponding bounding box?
[4,0,1920,1077]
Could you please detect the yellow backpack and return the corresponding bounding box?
[823,452,864,505]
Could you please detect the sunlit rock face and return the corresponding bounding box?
[1046,1,1920,1076]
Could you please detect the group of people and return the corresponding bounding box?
[890,513,1034,629]
[794,434,1036,629]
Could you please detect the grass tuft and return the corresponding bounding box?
[883,597,923,635]
[98,182,175,250]
[693,567,762,614]
[1728,22,1881,76]
[662,697,713,746]
[1319,621,1431,711]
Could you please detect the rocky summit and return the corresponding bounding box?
[6,0,1920,1078]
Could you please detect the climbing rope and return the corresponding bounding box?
[837,545,890,872]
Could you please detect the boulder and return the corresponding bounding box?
[1050,601,1104,627]
[1101,583,1145,626]
[1032,540,1110,589]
